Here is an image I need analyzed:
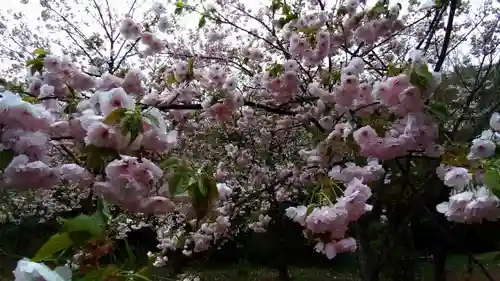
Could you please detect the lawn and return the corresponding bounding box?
[2,252,500,281]
[151,266,359,281]
[148,255,500,281]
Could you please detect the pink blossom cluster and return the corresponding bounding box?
[328,159,385,183]
[141,62,245,124]
[120,18,166,56]
[248,214,272,233]
[353,112,440,161]
[29,55,96,97]
[281,5,404,66]
[154,213,232,267]
[241,48,265,61]
[435,112,500,223]
[0,90,59,189]
[437,165,472,192]
[144,181,236,267]
[2,51,180,217]
[99,69,147,95]
[94,155,174,215]
[436,186,500,223]
[286,178,372,259]
[466,129,496,160]
[191,216,231,253]
[151,2,171,33]
[305,57,372,115]
[261,64,301,103]
[0,87,95,220]
[72,89,178,152]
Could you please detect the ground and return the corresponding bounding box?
[2,253,500,280]
[149,256,500,281]
[150,267,500,281]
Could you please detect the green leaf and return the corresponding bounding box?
[266,62,284,78]
[142,112,160,128]
[132,273,150,281]
[493,147,500,160]
[103,108,129,125]
[201,173,219,202]
[61,213,106,239]
[426,102,448,121]
[22,95,38,104]
[11,85,26,94]
[33,233,73,261]
[64,100,78,114]
[190,182,210,220]
[169,172,186,195]
[83,145,119,174]
[68,231,92,246]
[189,172,218,220]
[26,58,40,67]
[197,175,207,196]
[169,165,192,196]
[174,1,184,15]
[306,204,320,216]
[387,63,404,76]
[73,266,120,281]
[0,149,14,171]
[162,156,181,169]
[318,175,337,202]
[120,111,143,145]
[26,58,44,75]
[116,68,130,78]
[367,1,388,19]
[297,27,317,34]
[166,73,177,85]
[187,57,194,77]
[175,0,184,8]
[282,3,292,16]
[96,197,112,222]
[122,239,136,267]
[198,15,207,29]
[410,63,433,91]
[33,48,48,56]
[415,63,432,77]
[276,17,288,28]
[320,70,341,87]
[270,0,281,13]
[373,0,388,12]
[320,70,331,87]
[475,251,500,263]
[485,169,500,198]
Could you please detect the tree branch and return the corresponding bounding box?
[434,0,458,72]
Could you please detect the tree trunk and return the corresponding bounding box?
[277,263,291,281]
[433,244,447,281]
[356,218,380,281]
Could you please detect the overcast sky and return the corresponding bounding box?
[0,0,494,70]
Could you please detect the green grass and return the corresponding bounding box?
[151,267,359,281]
[148,254,500,281]
[2,252,500,281]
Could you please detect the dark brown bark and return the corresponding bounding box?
[356,218,380,281]
[433,245,447,281]
[277,263,291,281]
